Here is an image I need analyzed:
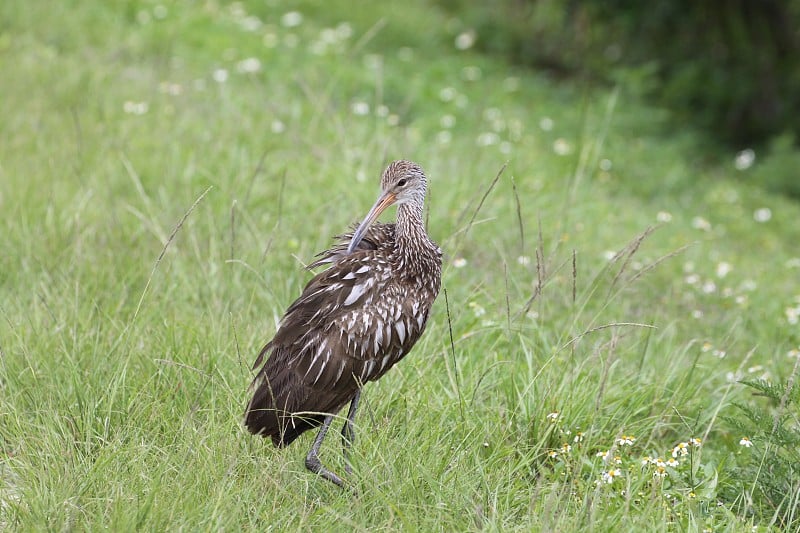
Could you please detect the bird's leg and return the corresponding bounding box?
[341,390,361,475]
[305,415,345,487]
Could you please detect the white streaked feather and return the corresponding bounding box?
[299,335,316,355]
[396,321,406,344]
[343,283,367,306]
[304,340,328,380]
[361,359,374,381]
[334,359,346,384]
[311,358,326,385]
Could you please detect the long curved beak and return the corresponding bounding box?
[347,191,396,253]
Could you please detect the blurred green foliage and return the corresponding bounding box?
[438,0,800,166]
[752,134,800,198]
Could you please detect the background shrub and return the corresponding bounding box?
[438,0,800,149]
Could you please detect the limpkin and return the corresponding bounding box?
[244,160,442,487]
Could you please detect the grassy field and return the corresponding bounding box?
[2,0,799,530]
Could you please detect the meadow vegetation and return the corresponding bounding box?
[1,1,799,530]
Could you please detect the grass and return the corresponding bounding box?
[2,0,799,530]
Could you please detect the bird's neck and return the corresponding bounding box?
[396,202,424,243]
[395,202,435,273]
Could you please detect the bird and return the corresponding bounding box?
[244,160,442,487]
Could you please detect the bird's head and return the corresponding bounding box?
[347,160,427,253]
[379,160,427,206]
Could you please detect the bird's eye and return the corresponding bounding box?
[397,178,407,187]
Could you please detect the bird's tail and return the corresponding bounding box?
[244,371,326,447]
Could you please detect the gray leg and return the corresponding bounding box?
[305,415,345,487]
[341,390,361,474]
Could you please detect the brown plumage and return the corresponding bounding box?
[244,160,442,486]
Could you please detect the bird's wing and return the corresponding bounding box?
[245,234,439,445]
[277,250,402,361]
[246,248,402,443]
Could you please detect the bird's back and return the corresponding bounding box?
[306,223,395,269]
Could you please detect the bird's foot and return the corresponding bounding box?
[305,451,345,488]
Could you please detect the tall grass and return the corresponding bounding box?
[2,0,799,530]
